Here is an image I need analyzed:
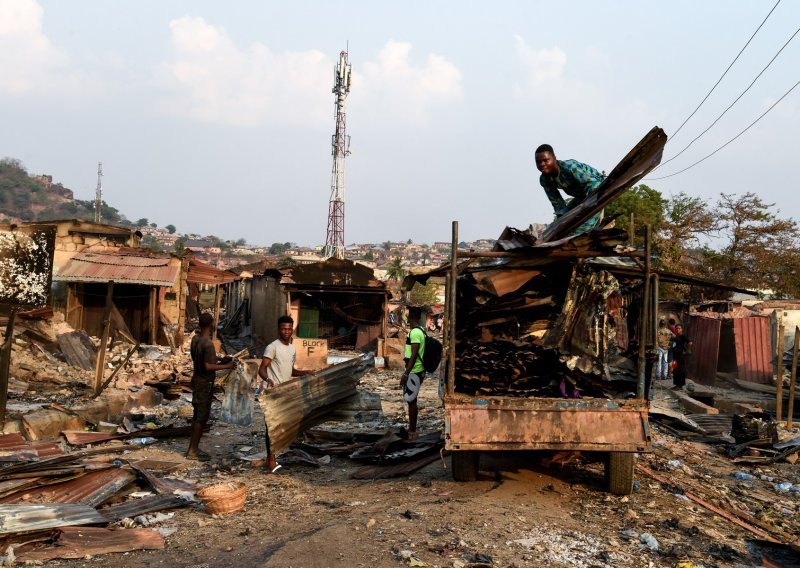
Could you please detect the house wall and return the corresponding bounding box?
[51,220,138,273]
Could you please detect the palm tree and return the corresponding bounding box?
[386,257,405,281]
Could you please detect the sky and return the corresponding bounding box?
[2,0,799,247]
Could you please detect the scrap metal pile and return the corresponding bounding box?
[454,229,643,399]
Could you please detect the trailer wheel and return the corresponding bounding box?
[451,451,479,481]
[606,452,635,495]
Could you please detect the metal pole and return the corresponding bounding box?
[637,225,652,398]
[776,322,785,423]
[94,281,114,397]
[787,326,799,429]
[0,310,17,425]
[447,221,458,396]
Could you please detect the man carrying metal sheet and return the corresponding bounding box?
[258,315,310,472]
[535,144,605,234]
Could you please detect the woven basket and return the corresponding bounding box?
[196,481,247,515]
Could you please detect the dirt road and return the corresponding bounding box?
[66,368,798,567]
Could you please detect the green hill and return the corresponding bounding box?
[0,157,127,225]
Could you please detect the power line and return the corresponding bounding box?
[657,23,800,170]
[648,77,800,181]
[668,0,781,141]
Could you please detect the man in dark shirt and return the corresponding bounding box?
[186,312,234,460]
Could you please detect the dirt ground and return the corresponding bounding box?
[46,368,800,568]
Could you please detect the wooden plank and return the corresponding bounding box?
[673,390,719,414]
[56,331,97,371]
[259,354,373,456]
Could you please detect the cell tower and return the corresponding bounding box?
[324,50,352,259]
[94,162,103,223]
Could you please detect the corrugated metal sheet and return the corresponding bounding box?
[687,315,721,386]
[0,468,136,507]
[733,317,773,384]
[187,256,239,285]
[54,250,178,286]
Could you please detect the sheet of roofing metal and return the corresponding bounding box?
[686,315,721,386]
[733,317,773,384]
[54,252,178,286]
[187,257,239,285]
[0,467,136,507]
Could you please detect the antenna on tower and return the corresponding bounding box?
[94,162,103,223]
[324,49,352,259]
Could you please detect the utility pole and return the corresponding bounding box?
[94,162,103,223]
[324,49,352,259]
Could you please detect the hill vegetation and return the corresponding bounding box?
[0,157,126,225]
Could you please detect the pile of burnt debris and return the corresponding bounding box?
[453,229,643,399]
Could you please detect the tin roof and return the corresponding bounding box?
[187,256,240,285]
[54,249,179,286]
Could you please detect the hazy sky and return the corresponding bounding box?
[2,1,799,246]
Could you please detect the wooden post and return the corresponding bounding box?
[447,221,458,396]
[787,326,799,429]
[149,287,158,345]
[97,341,141,396]
[212,284,222,341]
[0,310,17,425]
[629,213,635,247]
[94,281,114,397]
[637,225,651,399]
[776,322,785,423]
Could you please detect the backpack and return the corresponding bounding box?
[407,326,443,373]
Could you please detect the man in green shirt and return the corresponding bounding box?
[401,306,426,440]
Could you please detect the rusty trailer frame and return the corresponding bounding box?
[443,220,656,492]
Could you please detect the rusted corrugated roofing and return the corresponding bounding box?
[187,256,240,285]
[54,249,178,286]
[733,316,773,384]
[0,467,136,507]
[686,315,721,386]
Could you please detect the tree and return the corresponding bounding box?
[605,184,666,247]
[382,241,391,251]
[269,242,289,255]
[714,192,800,295]
[277,255,298,268]
[364,250,375,261]
[387,257,405,281]
[165,224,176,234]
[235,238,247,247]
[409,282,439,305]
[406,238,413,245]
[149,222,157,228]
[135,218,149,227]
[658,192,716,274]
[173,237,186,255]
[141,235,164,253]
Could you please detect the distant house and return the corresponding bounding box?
[185,239,221,254]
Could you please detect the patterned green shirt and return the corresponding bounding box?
[539,159,605,216]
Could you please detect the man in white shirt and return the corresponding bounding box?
[258,315,309,471]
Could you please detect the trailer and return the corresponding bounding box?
[441,221,658,495]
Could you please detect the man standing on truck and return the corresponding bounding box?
[258,315,310,472]
[535,144,605,233]
[401,307,426,440]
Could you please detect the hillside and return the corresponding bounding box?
[0,158,126,225]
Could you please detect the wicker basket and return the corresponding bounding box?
[196,481,247,515]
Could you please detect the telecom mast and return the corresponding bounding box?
[94,162,103,223]
[323,50,352,259]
